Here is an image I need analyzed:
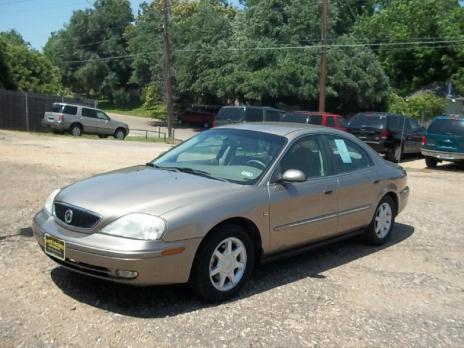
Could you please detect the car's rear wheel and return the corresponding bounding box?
[362,196,396,245]
[190,224,254,302]
[114,128,126,140]
[69,124,82,137]
[203,121,210,129]
[425,156,438,168]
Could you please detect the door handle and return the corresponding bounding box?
[323,189,334,195]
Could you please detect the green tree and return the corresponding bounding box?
[0,30,62,94]
[45,0,133,99]
[355,0,464,94]
[388,91,448,120]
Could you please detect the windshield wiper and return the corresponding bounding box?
[175,167,229,182]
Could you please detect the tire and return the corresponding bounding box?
[69,124,82,137]
[114,128,126,140]
[386,145,402,163]
[189,223,255,302]
[362,196,396,245]
[425,156,438,168]
[203,122,210,129]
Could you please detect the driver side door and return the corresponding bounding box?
[268,135,339,252]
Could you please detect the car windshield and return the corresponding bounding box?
[151,129,286,185]
[428,118,464,136]
[216,107,245,122]
[348,113,387,129]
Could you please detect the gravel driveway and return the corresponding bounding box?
[0,130,463,347]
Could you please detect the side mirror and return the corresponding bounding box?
[277,169,307,183]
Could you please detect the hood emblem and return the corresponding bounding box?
[64,209,74,224]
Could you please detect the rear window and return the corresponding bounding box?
[428,118,464,136]
[348,114,387,129]
[281,113,308,124]
[52,103,64,113]
[309,115,322,125]
[216,107,245,122]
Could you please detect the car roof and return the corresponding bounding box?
[216,122,347,138]
[288,111,341,117]
[220,105,284,112]
[433,114,464,120]
[54,102,97,110]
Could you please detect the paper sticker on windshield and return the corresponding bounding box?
[241,170,254,178]
[334,139,352,163]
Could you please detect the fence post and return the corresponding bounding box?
[24,92,30,132]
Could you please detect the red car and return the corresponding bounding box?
[281,111,348,131]
[177,105,221,128]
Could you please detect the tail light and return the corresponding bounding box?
[380,128,391,140]
[421,135,426,145]
[57,115,64,122]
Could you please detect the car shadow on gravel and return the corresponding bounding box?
[50,223,414,318]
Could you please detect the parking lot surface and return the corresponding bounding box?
[0,130,463,347]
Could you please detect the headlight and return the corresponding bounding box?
[44,189,61,215]
[100,214,166,240]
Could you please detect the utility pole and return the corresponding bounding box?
[162,0,174,139]
[318,0,328,112]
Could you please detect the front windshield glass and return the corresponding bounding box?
[152,129,286,185]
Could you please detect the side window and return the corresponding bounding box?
[279,136,327,179]
[282,113,307,124]
[309,115,322,125]
[82,108,98,118]
[326,116,335,127]
[97,111,109,120]
[245,108,263,122]
[337,116,348,128]
[62,105,77,115]
[326,136,373,173]
[388,116,406,131]
[265,110,282,122]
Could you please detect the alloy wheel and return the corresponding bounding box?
[374,202,392,239]
[209,237,247,292]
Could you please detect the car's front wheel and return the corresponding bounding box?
[190,224,254,302]
[114,128,126,140]
[362,196,396,245]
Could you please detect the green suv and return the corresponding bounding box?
[421,115,464,167]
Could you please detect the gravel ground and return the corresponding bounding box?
[0,130,463,347]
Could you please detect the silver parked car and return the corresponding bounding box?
[42,103,129,139]
[32,123,409,301]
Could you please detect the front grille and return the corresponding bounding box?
[54,202,101,229]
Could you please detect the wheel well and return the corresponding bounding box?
[115,127,126,135]
[69,122,82,130]
[383,192,399,216]
[208,217,263,261]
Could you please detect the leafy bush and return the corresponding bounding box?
[142,83,163,110]
[388,91,447,121]
[112,88,131,105]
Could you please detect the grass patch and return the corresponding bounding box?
[98,99,166,119]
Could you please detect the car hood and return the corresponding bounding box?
[55,165,241,219]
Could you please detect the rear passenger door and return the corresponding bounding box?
[324,135,379,233]
[96,110,112,135]
[81,108,98,133]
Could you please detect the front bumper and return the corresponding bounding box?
[32,210,201,285]
[421,148,464,161]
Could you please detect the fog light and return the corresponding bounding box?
[116,270,138,279]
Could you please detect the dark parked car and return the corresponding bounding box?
[347,112,424,163]
[421,114,464,167]
[215,106,285,127]
[281,111,348,131]
[177,105,221,128]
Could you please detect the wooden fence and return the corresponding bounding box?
[0,89,96,132]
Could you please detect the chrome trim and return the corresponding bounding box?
[274,204,371,231]
[274,212,337,231]
[53,201,102,232]
[338,204,371,217]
